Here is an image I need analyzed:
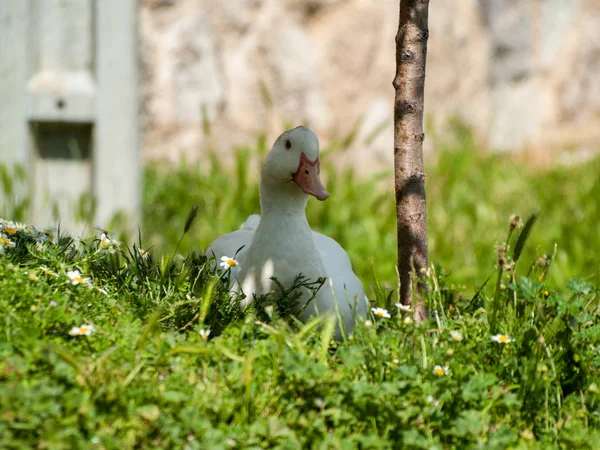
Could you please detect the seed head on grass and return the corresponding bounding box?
[184,204,199,234]
[173,205,199,256]
[496,244,512,270]
[509,215,521,231]
[95,226,111,235]
[513,213,539,263]
[536,255,549,268]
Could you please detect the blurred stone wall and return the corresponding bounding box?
[140,0,600,171]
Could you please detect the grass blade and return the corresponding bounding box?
[123,359,146,387]
[183,204,199,234]
[513,213,539,263]
[136,311,161,352]
[47,343,82,374]
[170,345,211,356]
[319,316,336,364]
[369,259,386,306]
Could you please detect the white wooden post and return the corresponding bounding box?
[0,2,28,166]
[95,0,140,232]
[0,0,140,237]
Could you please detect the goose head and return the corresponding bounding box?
[261,126,330,202]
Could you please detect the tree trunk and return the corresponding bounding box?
[393,0,430,314]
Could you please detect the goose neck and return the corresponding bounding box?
[259,179,309,218]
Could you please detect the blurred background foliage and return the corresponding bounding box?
[143,121,600,294]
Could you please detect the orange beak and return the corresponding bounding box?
[292,153,330,201]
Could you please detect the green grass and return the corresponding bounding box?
[0,214,599,448]
[1,126,600,448]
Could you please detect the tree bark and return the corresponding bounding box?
[393,0,430,312]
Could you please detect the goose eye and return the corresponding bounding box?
[285,140,291,150]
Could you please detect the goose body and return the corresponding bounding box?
[206,127,368,336]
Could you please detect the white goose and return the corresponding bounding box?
[206,126,368,336]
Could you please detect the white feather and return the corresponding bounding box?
[206,127,368,337]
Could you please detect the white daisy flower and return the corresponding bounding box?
[0,233,16,249]
[23,224,38,236]
[372,307,391,319]
[2,221,17,235]
[99,233,119,254]
[450,330,463,342]
[520,430,534,440]
[42,226,57,235]
[67,270,91,286]
[100,233,112,247]
[69,324,95,336]
[491,334,513,344]
[137,248,149,259]
[40,266,57,277]
[433,365,449,377]
[40,226,58,243]
[426,395,440,406]
[220,256,240,270]
[395,303,412,312]
[199,329,211,340]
